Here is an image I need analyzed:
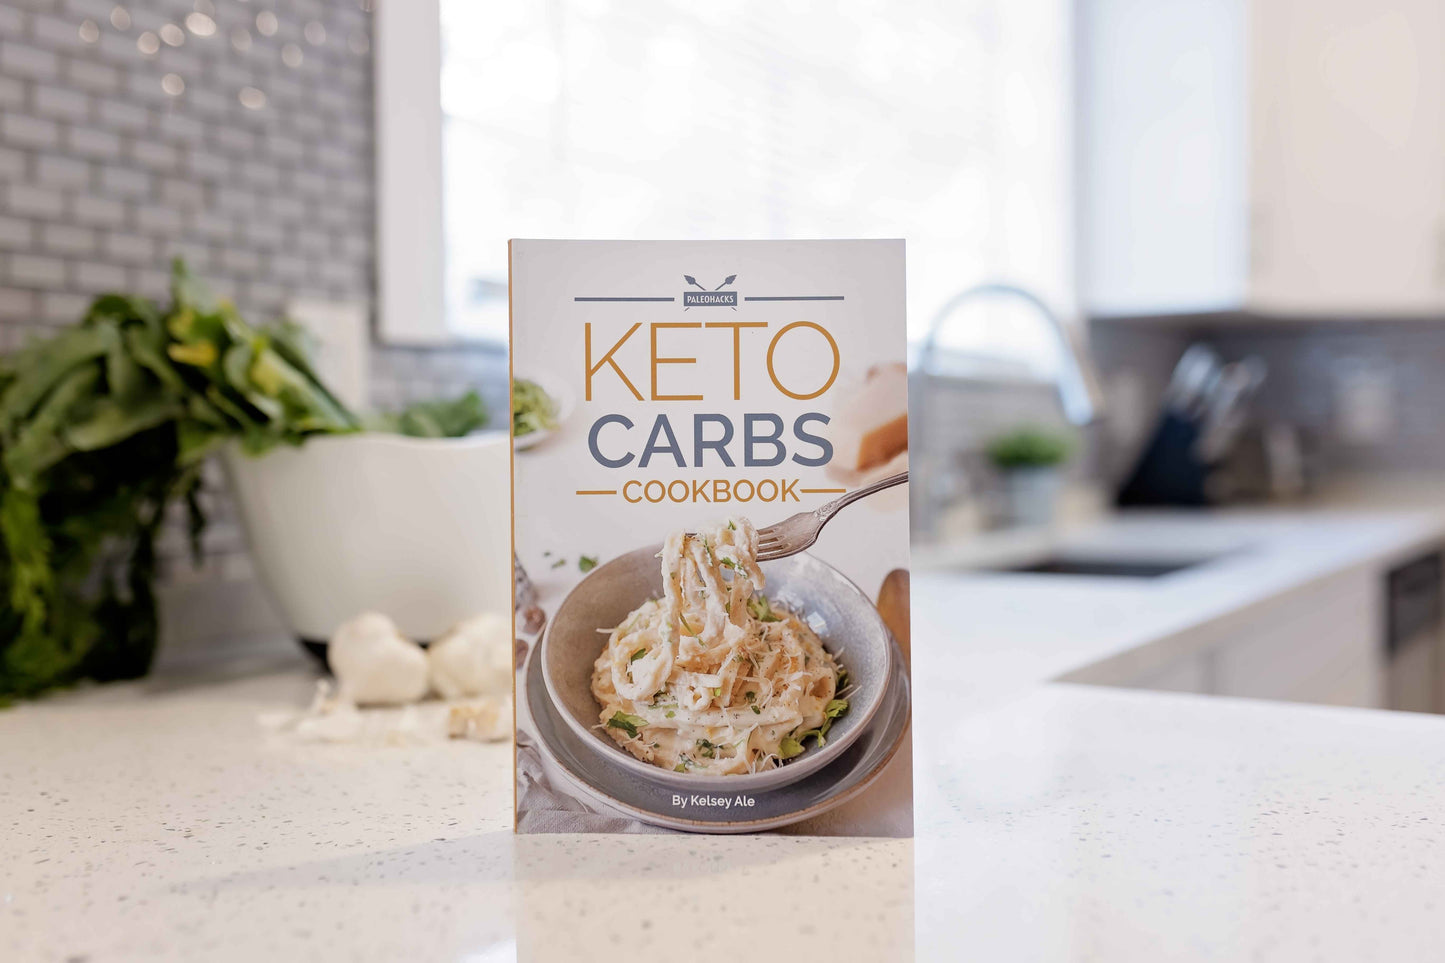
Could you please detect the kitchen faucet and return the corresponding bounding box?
[915,282,1105,426]
[913,282,1107,532]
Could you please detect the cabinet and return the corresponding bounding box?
[1085,566,1385,709]
[1211,569,1382,707]
[1080,0,1445,318]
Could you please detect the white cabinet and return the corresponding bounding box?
[1080,0,1445,318]
[1211,569,1383,708]
[1086,567,1385,709]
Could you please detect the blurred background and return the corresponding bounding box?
[1,0,1443,714]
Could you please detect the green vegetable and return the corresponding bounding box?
[606,711,647,738]
[629,647,647,662]
[0,262,365,700]
[673,762,688,772]
[790,702,848,753]
[985,426,1072,470]
[747,595,782,622]
[511,378,558,437]
[777,737,804,759]
[665,710,675,718]
[551,558,566,569]
[751,705,761,715]
[369,391,487,439]
[578,555,598,573]
[796,727,826,747]
[696,738,717,758]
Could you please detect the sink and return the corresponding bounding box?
[998,555,1218,579]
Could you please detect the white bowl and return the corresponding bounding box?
[224,432,511,643]
[539,545,895,793]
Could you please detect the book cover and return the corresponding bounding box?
[511,239,910,835]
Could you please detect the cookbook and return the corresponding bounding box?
[510,240,911,835]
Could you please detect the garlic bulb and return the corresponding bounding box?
[427,612,512,699]
[328,612,429,706]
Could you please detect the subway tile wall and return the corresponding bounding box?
[1089,317,1445,478]
[0,0,507,648]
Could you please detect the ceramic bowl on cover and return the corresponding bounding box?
[539,544,894,793]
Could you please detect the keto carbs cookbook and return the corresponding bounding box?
[510,240,911,835]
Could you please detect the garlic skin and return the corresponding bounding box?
[447,695,513,742]
[328,612,429,706]
[427,612,512,699]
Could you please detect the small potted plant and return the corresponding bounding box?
[986,426,1072,527]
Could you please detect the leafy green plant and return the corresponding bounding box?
[368,391,487,438]
[985,426,1072,470]
[0,262,491,701]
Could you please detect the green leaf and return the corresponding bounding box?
[777,737,805,759]
[629,647,647,662]
[606,711,647,738]
[64,394,180,452]
[824,698,849,719]
[4,367,102,482]
[747,595,781,622]
[0,325,114,440]
[371,391,487,438]
[578,555,598,573]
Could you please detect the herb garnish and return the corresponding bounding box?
[629,647,647,662]
[606,711,647,738]
[747,595,782,623]
[578,555,598,573]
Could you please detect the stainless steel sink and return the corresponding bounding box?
[997,555,1217,578]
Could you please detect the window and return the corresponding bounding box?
[378,0,1073,346]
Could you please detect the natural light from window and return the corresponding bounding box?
[439,0,1072,351]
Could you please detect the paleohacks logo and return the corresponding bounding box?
[682,274,738,308]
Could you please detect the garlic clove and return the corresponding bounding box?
[428,612,513,699]
[328,611,429,706]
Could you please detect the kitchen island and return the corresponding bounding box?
[6,508,1445,961]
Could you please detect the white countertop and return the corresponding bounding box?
[6,507,1445,961]
[914,508,1445,704]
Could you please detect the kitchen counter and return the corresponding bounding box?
[6,509,1445,961]
[914,508,1445,703]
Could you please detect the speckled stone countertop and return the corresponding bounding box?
[6,509,1445,961]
